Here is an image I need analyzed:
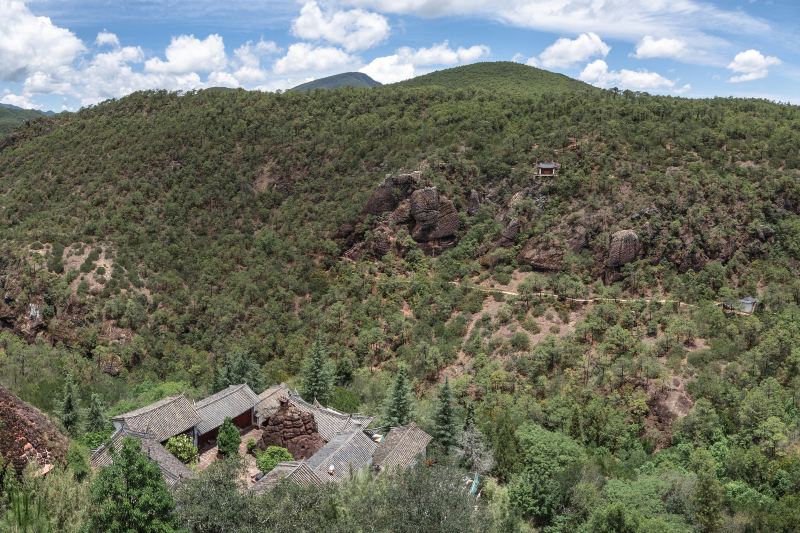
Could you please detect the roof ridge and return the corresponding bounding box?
[378,425,415,466]
[114,394,185,419]
[195,384,250,408]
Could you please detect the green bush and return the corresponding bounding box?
[256,446,293,473]
[217,418,241,457]
[165,434,199,464]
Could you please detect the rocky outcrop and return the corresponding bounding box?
[517,242,564,271]
[259,398,324,460]
[467,189,481,216]
[410,189,459,243]
[362,172,416,215]
[498,218,522,247]
[608,230,641,267]
[0,386,68,475]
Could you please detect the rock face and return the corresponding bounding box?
[608,230,641,267]
[498,218,522,248]
[467,189,481,216]
[344,174,461,258]
[0,385,68,475]
[362,173,416,215]
[410,189,459,244]
[517,243,564,271]
[259,398,324,460]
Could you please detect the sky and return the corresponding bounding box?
[1,0,798,111]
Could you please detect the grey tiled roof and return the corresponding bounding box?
[112,395,201,442]
[194,384,259,435]
[249,461,323,492]
[90,428,195,487]
[372,423,431,471]
[255,383,290,419]
[288,392,374,441]
[537,161,560,169]
[307,430,377,482]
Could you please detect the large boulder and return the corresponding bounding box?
[0,386,68,475]
[608,230,641,267]
[410,187,440,230]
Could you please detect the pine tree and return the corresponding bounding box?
[86,393,107,434]
[213,349,265,393]
[88,437,177,532]
[300,338,333,404]
[691,449,723,533]
[60,374,82,438]
[384,365,413,427]
[217,418,241,457]
[433,378,457,455]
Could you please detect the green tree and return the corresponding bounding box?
[213,349,265,394]
[585,502,643,533]
[164,434,199,464]
[217,418,241,457]
[256,446,293,473]
[691,448,723,533]
[508,423,586,525]
[88,437,177,532]
[86,393,108,434]
[66,441,91,482]
[674,398,723,445]
[59,374,82,438]
[432,379,457,455]
[300,338,334,404]
[173,457,250,533]
[384,365,413,427]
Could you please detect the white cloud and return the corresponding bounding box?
[293,1,389,52]
[231,39,280,84]
[360,41,489,83]
[533,33,610,69]
[273,43,360,75]
[1,90,35,109]
[145,34,227,74]
[360,55,415,83]
[0,0,85,81]
[346,0,769,65]
[634,36,687,59]
[96,31,120,48]
[579,59,676,91]
[727,49,781,83]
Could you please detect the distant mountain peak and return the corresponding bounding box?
[291,72,382,91]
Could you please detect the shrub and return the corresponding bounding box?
[256,446,293,473]
[217,418,241,457]
[165,434,199,464]
[510,332,530,352]
[246,438,257,454]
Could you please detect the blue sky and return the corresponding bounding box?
[1,0,798,111]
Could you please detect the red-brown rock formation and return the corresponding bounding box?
[259,398,324,460]
[0,385,68,475]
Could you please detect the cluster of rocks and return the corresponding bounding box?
[340,172,461,259]
[258,398,324,460]
[0,385,68,475]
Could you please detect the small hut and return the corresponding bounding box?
[738,296,758,314]
[535,161,560,176]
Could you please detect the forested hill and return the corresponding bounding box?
[0,103,47,136]
[2,61,800,530]
[396,61,596,95]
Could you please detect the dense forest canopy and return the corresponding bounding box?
[1,62,800,531]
